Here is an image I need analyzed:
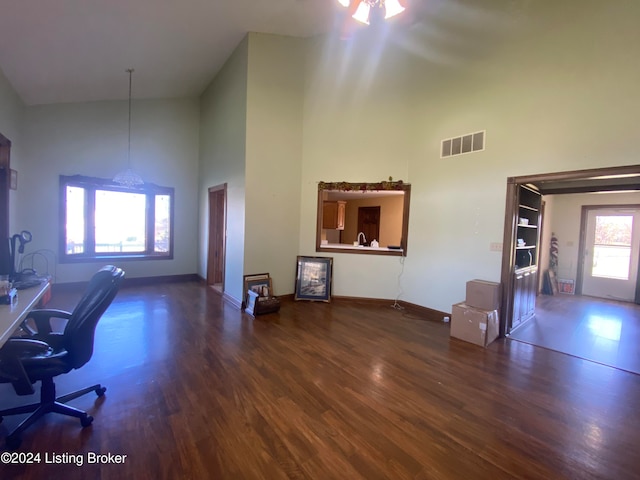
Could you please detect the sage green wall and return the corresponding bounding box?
[198,36,249,303]
[21,97,200,283]
[300,0,640,312]
[0,68,25,234]
[300,32,414,301]
[404,0,640,312]
[245,33,304,297]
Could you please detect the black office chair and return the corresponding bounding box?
[0,265,125,449]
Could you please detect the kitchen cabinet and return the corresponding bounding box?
[322,201,346,230]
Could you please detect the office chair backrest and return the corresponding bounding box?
[63,265,125,368]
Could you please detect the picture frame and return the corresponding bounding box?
[9,169,17,190]
[294,256,333,302]
[242,273,272,309]
[548,270,559,295]
[245,290,259,316]
[557,278,575,294]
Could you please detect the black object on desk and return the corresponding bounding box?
[11,271,45,290]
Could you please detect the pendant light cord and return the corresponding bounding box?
[126,68,134,168]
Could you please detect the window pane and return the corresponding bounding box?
[594,215,632,246]
[66,186,85,254]
[154,194,170,253]
[592,215,633,279]
[95,190,146,253]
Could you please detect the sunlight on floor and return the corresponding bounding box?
[586,316,622,341]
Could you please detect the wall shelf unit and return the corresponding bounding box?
[511,184,542,330]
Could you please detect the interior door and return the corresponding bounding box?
[357,206,380,246]
[581,208,640,301]
[0,133,11,242]
[207,185,226,290]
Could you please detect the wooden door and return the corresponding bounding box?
[357,206,380,246]
[0,132,10,243]
[512,271,524,330]
[207,185,227,290]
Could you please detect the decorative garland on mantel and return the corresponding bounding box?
[318,180,406,191]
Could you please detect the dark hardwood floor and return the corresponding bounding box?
[1,281,639,479]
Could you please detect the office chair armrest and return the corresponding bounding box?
[1,338,53,357]
[21,308,73,336]
[0,339,52,396]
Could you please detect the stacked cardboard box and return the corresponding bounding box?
[450,280,501,347]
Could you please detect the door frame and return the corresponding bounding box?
[500,164,640,337]
[576,204,640,302]
[0,132,11,242]
[206,184,227,292]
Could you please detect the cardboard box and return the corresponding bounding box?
[450,302,499,347]
[466,279,501,311]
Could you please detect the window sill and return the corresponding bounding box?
[60,254,173,264]
[317,243,404,256]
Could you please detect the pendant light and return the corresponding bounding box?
[113,68,144,188]
[338,0,406,25]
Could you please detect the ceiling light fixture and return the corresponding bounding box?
[338,0,406,25]
[113,68,144,188]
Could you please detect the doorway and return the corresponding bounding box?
[579,207,640,302]
[357,206,380,246]
[207,184,227,294]
[500,164,640,337]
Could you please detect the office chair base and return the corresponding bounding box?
[0,377,106,449]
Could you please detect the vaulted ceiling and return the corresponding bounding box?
[0,0,535,106]
[0,0,335,105]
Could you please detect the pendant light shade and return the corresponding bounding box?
[113,68,144,188]
[112,167,144,188]
[383,0,405,19]
[352,2,372,24]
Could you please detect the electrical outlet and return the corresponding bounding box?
[490,242,503,252]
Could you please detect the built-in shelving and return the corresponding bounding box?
[512,184,542,329]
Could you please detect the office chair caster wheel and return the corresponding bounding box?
[96,386,106,397]
[6,434,22,450]
[80,415,94,428]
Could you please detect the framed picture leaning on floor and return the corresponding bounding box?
[294,256,333,302]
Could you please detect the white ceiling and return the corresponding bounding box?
[0,0,337,106]
[0,0,533,106]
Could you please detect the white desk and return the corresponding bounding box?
[0,281,50,348]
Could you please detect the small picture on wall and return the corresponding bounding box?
[9,169,17,190]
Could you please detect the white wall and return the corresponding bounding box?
[198,36,249,303]
[245,33,305,296]
[21,97,200,283]
[546,192,640,283]
[0,68,26,234]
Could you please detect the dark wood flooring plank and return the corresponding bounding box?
[1,281,639,479]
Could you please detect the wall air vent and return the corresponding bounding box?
[441,130,485,158]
